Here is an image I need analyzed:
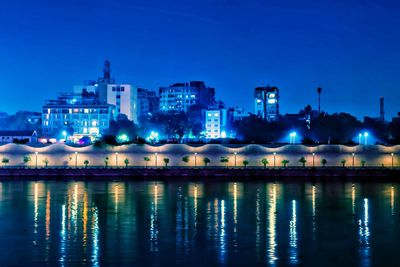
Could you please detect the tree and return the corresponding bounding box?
[163,158,170,168]
[144,157,150,168]
[84,160,89,168]
[261,158,269,169]
[243,160,249,168]
[203,157,210,167]
[2,157,9,167]
[104,157,109,168]
[321,158,327,167]
[43,158,49,168]
[341,159,346,167]
[23,155,31,167]
[182,156,189,166]
[361,160,366,168]
[124,158,130,168]
[220,157,229,168]
[299,157,307,167]
[282,160,289,168]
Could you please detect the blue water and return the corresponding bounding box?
[0,180,398,266]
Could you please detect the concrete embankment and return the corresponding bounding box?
[0,167,398,182]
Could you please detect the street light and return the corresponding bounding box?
[35,152,38,168]
[75,152,78,168]
[289,132,297,144]
[358,133,362,145]
[273,152,276,168]
[62,131,67,142]
[364,132,369,145]
[234,152,237,168]
[115,152,118,168]
[392,153,395,168]
[312,153,315,167]
[194,152,198,168]
[352,153,355,168]
[154,153,158,168]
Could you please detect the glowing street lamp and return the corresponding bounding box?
[35,152,38,168]
[273,152,276,168]
[75,152,78,168]
[234,152,237,168]
[289,132,297,144]
[194,152,198,168]
[364,132,369,145]
[352,153,355,168]
[313,153,315,167]
[154,153,158,168]
[115,152,119,168]
[358,133,362,145]
[62,131,67,142]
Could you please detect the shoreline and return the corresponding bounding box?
[0,167,398,182]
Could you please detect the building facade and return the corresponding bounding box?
[159,81,215,113]
[107,84,137,123]
[254,86,279,121]
[42,92,114,140]
[137,88,159,121]
[0,130,38,144]
[204,109,227,139]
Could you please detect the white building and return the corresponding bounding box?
[204,109,227,139]
[254,86,279,121]
[107,84,138,123]
[0,130,38,144]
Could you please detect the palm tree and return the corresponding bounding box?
[144,157,150,168]
[203,157,210,167]
[124,158,130,168]
[361,160,366,168]
[84,160,89,168]
[243,160,249,169]
[163,158,170,168]
[182,156,189,166]
[321,158,327,167]
[104,156,109,168]
[43,158,49,168]
[23,156,31,168]
[220,157,229,168]
[341,159,346,167]
[282,159,289,168]
[261,158,269,169]
[2,157,9,167]
[299,157,307,167]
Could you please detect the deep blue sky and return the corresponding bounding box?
[1,0,400,119]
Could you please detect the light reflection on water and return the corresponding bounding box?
[0,181,398,266]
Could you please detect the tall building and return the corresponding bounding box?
[97,60,116,103]
[42,92,114,140]
[159,81,216,113]
[254,85,279,121]
[204,109,227,139]
[107,84,137,123]
[137,88,159,121]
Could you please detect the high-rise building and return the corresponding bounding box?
[137,88,159,121]
[254,85,279,121]
[204,109,227,139]
[42,91,115,140]
[159,81,216,113]
[107,84,137,123]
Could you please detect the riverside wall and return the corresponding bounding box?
[0,143,398,168]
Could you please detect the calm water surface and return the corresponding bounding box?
[0,180,399,266]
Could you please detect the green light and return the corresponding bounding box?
[117,134,129,143]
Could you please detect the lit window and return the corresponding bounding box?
[268,99,276,104]
[269,93,276,98]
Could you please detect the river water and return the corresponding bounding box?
[0,180,398,266]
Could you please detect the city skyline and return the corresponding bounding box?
[1,0,400,119]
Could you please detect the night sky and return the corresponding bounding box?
[1,0,400,119]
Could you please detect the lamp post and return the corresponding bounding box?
[352,153,355,168]
[358,133,362,145]
[154,153,158,168]
[194,152,197,168]
[273,152,276,168]
[75,152,78,168]
[392,153,394,169]
[115,152,118,168]
[35,152,38,169]
[364,132,369,145]
[234,152,237,168]
[312,153,315,167]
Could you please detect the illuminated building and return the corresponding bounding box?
[42,92,115,140]
[159,81,216,113]
[204,109,227,139]
[107,84,137,123]
[254,85,279,121]
[137,88,159,122]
